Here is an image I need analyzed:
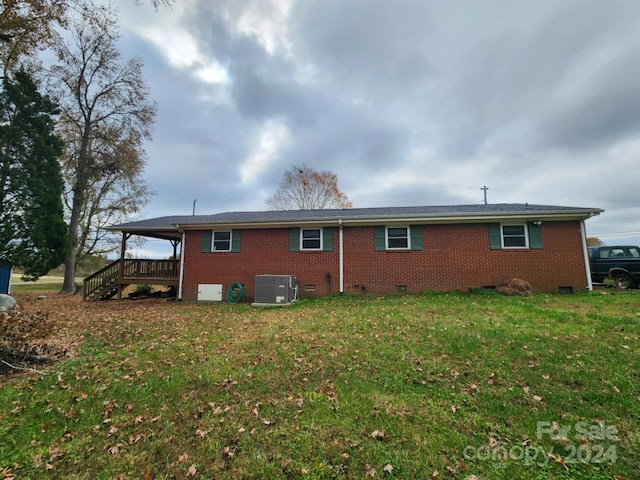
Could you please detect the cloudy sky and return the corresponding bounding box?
[105,0,640,253]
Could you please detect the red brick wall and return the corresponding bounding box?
[181,221,588,301]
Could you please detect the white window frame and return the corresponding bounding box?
[386,226,411,250]
[501,224,529,249]
[301,228,323,251]
[211,230,232,252]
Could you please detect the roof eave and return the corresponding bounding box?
[171,208,603,230]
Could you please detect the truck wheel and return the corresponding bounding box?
[613,273,635,290]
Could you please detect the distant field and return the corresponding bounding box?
[1,291,638,479]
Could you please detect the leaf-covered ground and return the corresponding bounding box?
[1,291,638,479]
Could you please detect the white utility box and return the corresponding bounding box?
[197,284,223,302]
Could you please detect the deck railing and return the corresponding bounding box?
[83,259,179,300]
[120,259,179,280]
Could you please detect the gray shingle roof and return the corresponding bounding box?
[109,203,602,233]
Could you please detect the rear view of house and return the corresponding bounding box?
[90,203,602,301]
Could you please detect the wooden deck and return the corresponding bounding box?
[83,259,179,300]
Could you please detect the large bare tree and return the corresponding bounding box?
[48,2,156,293]
[266,164,352,210]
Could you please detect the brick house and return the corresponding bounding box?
[87,203,602,301]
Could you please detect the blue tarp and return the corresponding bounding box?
[0,262,12,294]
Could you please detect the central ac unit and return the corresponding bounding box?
[252,275,298,306]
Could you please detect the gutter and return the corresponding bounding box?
[168,211,604,231]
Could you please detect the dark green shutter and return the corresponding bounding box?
[201,230,212,253]
[374,226,386,251]
[289,228,300,252]
[488,223,502,250]
[231,230,241,252]
[528,222,543,249]
[410,225,423,251]
[323,227,334,252]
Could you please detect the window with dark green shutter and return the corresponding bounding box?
[374,225,422,250]
[488,223,543,250]
[202,230,241,252]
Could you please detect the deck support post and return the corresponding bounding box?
[118,233,131,300]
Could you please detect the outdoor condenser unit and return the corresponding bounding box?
[252,275,298,306]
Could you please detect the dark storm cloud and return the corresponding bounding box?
[110,0,640,251]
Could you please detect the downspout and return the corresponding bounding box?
[339,218,344,294]
[178,227,186,301]
[580,219,593,291]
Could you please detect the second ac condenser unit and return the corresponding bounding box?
[253,275,298,306]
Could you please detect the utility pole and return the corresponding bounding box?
[481,186,489,205]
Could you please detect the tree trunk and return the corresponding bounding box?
[61,144,89,294]
[61,187,82,294]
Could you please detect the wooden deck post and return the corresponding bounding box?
[117,233,130,300]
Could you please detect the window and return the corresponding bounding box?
[301,228,322,250]
[601,247,640,258]
[201,230,241,253]
[488,223,542,250]
[212,231,232,251]
[502,224,528,248]
[374,225,423,251]
[387,226,410,249]
[289,227,334,252]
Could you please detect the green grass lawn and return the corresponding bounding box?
[1,291,638,479]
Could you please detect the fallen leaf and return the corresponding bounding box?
[548,451,569,470]
[371,429,385,440]
[383,464,393,474]
[187,464,197,476]
[178,453,189,462]
[366,464,377,477]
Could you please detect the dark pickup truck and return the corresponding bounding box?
[589,245,640,289]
